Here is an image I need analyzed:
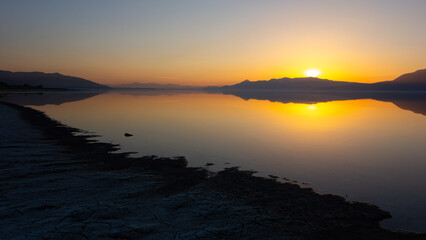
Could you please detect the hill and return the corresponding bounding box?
[370,69,426,91]
[0,70,108,89]
[210,69,426,91]
[217,77,366,91]
[393,69,426,83]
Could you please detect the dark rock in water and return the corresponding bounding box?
[124,133,133,137]
[205,163,214,166]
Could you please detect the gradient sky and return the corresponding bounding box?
[1,0,425,86]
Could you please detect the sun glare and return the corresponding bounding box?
[304,69,321,78]
[307,105,317,110]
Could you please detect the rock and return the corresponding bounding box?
[124,133,133,137]
[268,175,279,179]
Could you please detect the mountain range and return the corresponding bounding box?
[0,70,108,89]
[209,69,426,91]
[1,69,425,91]
[109,82,200,90]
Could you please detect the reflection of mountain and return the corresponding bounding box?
[205,69,426,116]
[208,90,426,116]
[0,70,109,89]
[217,90,364,104]
[0,91,103,106]
[391,99,426,116]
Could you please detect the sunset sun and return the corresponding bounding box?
[304,69,321,77]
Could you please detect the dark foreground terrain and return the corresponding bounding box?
[0,102,424,240]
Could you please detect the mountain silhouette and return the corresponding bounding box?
[368,82,425,91]
[369,69,426,91]
[208,69,426,91]
[110,82,200,90]
[214,77,366,91]
[0,70,108,89]
[204,69,426,116]
[393,69,426,84]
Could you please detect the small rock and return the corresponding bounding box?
[124,133,133,137]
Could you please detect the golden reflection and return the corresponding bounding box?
[260,99,382,133]
[44,93,392,135]
[33,92,426,169]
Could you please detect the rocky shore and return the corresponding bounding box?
[0,102,424,239]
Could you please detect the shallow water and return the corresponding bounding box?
[7,90,426,232]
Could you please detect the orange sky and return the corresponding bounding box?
[1,1,425,86]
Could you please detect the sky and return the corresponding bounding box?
[1,0,425,86]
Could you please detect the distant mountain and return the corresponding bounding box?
[208,69,426,91]
[213,77,366,91]
[370,69,426,91]
[393,69,426,83]
[369,81,425,91]
[0,70,108,89]
[110,82,200,90]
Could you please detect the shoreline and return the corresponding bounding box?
[1,101,425,239]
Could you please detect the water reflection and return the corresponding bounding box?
[0,91,103,106]
[6,90,426,232]
[207,90,426,116]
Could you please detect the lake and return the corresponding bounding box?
[6,90,426,232]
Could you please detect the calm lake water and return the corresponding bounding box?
[7,90,426,232]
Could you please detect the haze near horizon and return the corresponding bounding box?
[1,0,426,85]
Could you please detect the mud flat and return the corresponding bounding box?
[0,101,424,240]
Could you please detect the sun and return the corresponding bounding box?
[304,69,321,77]
[307,104,317,110]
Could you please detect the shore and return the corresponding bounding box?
[0,102,424,240]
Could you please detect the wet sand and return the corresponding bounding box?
[0,102,424,239]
